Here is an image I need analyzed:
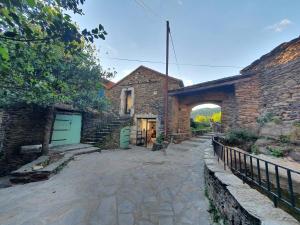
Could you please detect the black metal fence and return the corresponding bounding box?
[212,136,300,215]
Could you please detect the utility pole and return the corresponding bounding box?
[164,20,170,138]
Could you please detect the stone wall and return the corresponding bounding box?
[240,36,300,137]
[0,105,47,176]
[204,147,299,225]
[2,105,47,160]
[0,111,7,154]
[234,75,261,131]
[204,165,260,225]
[258,59,300,125]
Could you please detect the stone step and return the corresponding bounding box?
[83,138,104,143]
[66,147,100,156]
[95,131,111,135]
[82,141,97,145]
[11,156,50,176]
[181,141,201,147]
[11,147,101,184]
[50,144,93,153]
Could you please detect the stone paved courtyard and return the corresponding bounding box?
[0,139,211,225]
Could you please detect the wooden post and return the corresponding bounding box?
[42,105,54,155]
[164,20,170,139]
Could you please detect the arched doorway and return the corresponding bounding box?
[190,103,221,134]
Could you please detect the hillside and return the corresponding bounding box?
[191,107,221,119]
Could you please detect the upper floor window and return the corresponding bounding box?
[125,90,133,114]
[120,87,134,116]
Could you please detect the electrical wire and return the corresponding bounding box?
[169,30,180,72]
[105,56,243,68]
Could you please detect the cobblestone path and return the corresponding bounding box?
[0,138,212,225]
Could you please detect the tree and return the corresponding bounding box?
[194,115,209,123]
[0,0,107,61]
[211,112,222,123]
[0,0,114,155]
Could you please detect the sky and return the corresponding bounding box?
[71,0,300,87]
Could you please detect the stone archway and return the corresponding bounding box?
[168,84,237,137]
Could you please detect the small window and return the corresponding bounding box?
[125,90,133,114]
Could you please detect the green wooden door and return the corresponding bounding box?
[51,114,82,146]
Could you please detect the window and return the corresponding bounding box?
[125,90,132,114]
[120,87,134,116]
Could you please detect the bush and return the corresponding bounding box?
[267,146,284,157]
[225,129,258,145]
[223,129,258,152]
[256,112,274,126]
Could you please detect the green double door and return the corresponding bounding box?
[51,113,82,146]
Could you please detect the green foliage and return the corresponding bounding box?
[190,118,197,129]
[208,201,221,223]
[251,145,259,155]
[256,112,274,126]
[192,108,221,125]
[211,111,221,123]
[225,129,258,145]
[279,135,290,144]
[194,114,209,123]
[0,40,114,110]
[0,1,115,110]
[0,0,107,62]
[156,133,164,144]
[267,146,284,157]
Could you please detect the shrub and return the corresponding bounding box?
[256,112,274,126]
[223,129,258,152]
[225,129,258,145]
[267,146,284,157]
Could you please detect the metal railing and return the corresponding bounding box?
[212,136,300,214]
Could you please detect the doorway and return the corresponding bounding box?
[136,118,157,148]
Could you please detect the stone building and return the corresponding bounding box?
[107,65,183,147]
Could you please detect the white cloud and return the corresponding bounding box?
[266,19,292,32]
[184,79,193,86]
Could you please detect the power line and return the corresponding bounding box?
[134,0,164,21]
[169,30,180,72]
[105,56,243,69]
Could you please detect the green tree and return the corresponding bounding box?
[0,0,107,61]
[194,115,209,123]
[211,112,221,123]
[0,1,114,155]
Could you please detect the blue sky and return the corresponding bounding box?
[71,0,300,86]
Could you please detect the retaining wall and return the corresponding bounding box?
[204,147,299,225]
